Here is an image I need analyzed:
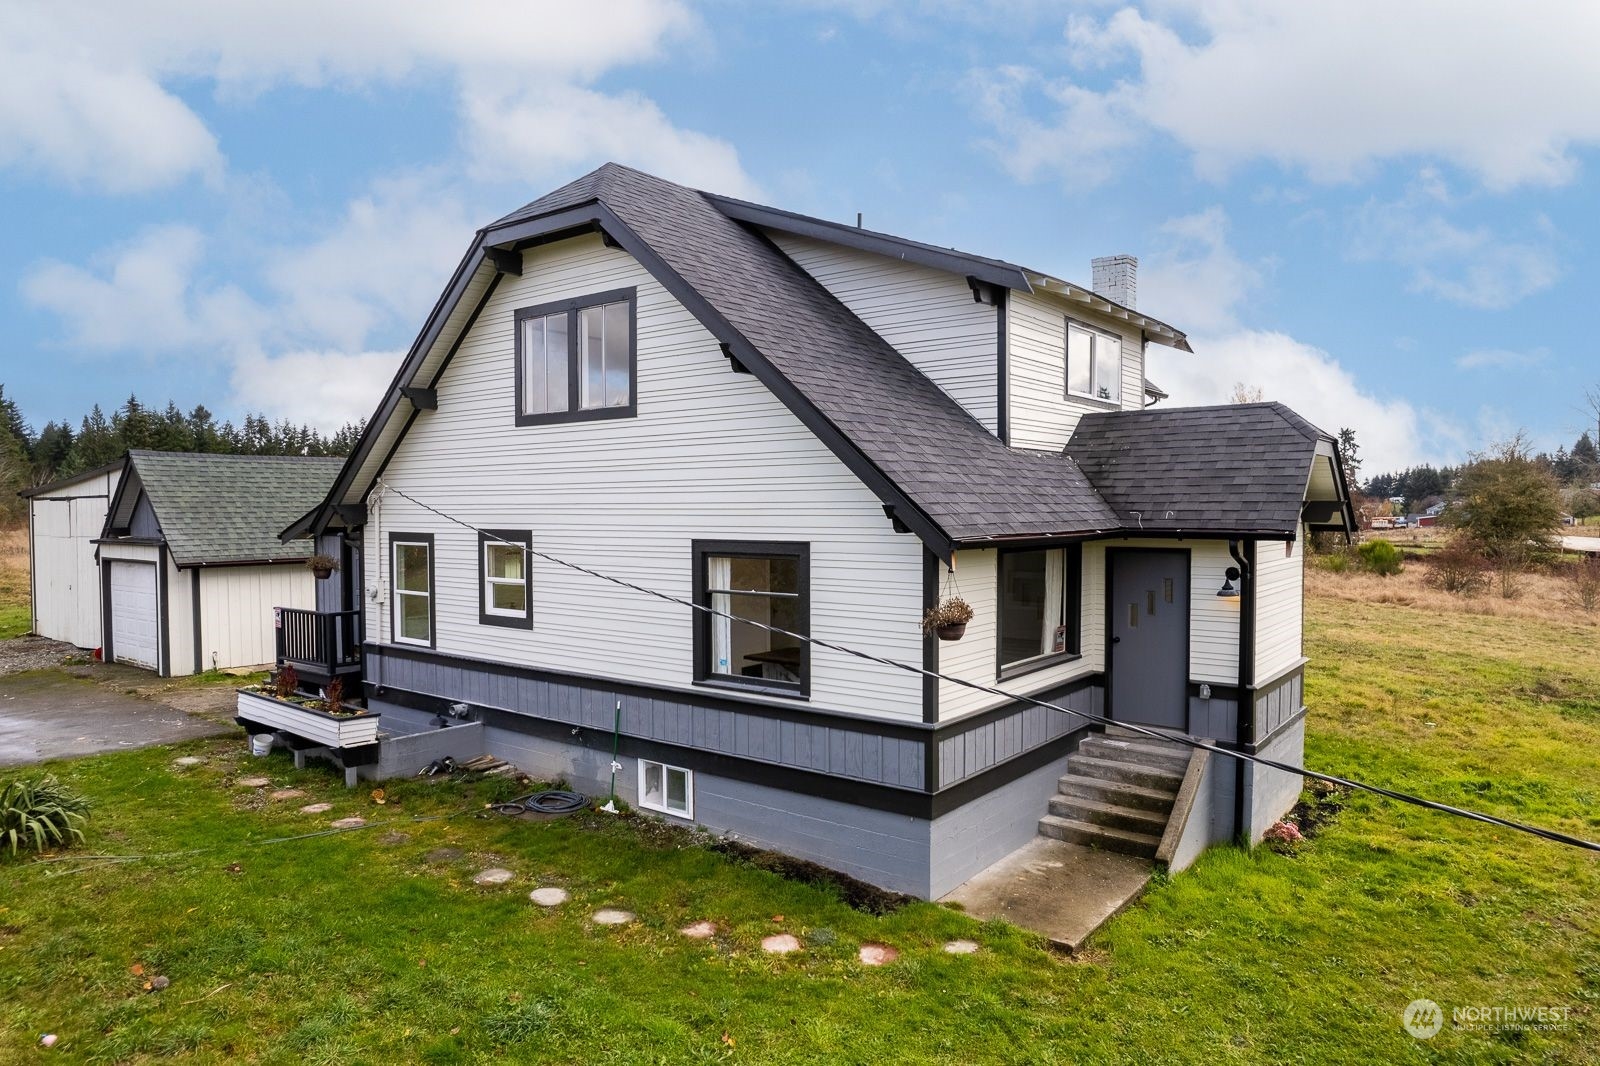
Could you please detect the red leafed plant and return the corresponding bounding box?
[273,664,299,700]
[323,678,344,716]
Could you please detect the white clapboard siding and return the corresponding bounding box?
[1006,290,1146,451]
[768,233,1000,434]
[936,547,1102,720]
[367,232,925,721]
[28,467,119,648]
[198,565,317,672]
[1187,540,1243,684]
[165,555,195,678]
[1253,532,1305,682]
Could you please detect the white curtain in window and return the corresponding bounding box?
[708,555,732,674]
[1040,548,1064,654]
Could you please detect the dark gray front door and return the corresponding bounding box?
[1108,549,1189,730]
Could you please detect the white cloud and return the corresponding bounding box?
[229,349,401,431]
[1348,193,1560,310]
[20,226,263,352]
[977,1,1600,191]
[462,83,762,197]
[0,0,755,196]
[263,175,476,351]
[1140,206,1451,468]
[1456,348,1546,371]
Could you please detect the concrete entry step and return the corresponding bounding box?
[1105,724,1190,748]
[1038,814,1162,858]
[1079,735,1192,771]
[1056,775,1177,813]
[1047,793,1170,835]
[940,836,1153,953]
[1066,754,1185,792]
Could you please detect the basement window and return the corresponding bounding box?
[997,544,1082,677]
[1066,320,1122,404]
[638,759,693,818]
[515,287,636,425]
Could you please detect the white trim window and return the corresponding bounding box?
[391,538,433,646]
[484,545,526,615]
[1066,321,1122,404]
[638,759,693,819]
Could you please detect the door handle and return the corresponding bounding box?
[1111,636,1121,644]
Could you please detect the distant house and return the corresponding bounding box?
[26,451,343,676]
[272,163,1356,897]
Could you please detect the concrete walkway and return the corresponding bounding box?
[941,836,1153,953]
[1561,535,1600,554]
[0,670,230,767]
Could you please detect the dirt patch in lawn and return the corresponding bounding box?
[708,837,912,915]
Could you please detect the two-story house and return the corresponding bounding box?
[280,163,1354,899]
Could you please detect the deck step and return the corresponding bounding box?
[1066,754,1185,792]
[1105,725,1189,747]
[1047,794,1170,835]
[1056,775,1176,813]
[1037,814,1161,859]
[1079,735,1192,771]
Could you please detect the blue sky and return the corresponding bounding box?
[4,1,1600,472]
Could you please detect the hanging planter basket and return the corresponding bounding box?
[922,597,974,642]
[306,554,340,580]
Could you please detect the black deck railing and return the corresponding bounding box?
[274,607,362,680]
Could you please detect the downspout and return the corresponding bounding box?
[1229,539,1255,846]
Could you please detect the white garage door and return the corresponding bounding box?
[109,562,159,670]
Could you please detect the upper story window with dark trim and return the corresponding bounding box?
[479,530,532,629]
[515,287,637,426]
[389,533,435,648]
[997,543,1081,679]
[692,541,809,699]
[1066,319,1122,405]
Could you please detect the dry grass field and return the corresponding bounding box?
[0,525,28,639]
[1307,563,1598,627]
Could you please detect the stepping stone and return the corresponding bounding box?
[858,943,899,966]
[472,868,514,885]
[299,803,333,814]
[236,777,271,788]
[761,933,801,954]
[679,920,717,939]
[942,940,980,955]
[529,887,570,907]
[268,788,305,801]
[424,847,464,863]
[173,756,203,767]
[329,817,366,829]
[592,909,635,926]
[379,831,409,846]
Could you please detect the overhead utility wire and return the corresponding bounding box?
[374,480,1600,855]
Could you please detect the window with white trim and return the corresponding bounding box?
[638,759,693,818]
[1066,320,1122,404]
[478,530,532,628]
[390,536,433,646]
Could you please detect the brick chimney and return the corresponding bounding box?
[1091,254,1138,310]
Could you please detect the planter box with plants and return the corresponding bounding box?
[235,671,378,749]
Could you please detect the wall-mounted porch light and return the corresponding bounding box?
[1217,566,1242,599]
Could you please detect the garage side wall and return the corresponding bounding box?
[28,468,119,648]
[196,565,317,671]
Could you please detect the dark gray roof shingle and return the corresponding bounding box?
[1065,402,1330,535]
[501,163,1121,542]
[127,452,346,566]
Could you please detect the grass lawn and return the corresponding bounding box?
[1,595,1597,1063]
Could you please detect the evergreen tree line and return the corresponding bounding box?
[1364,430,1600,510]
[0,385,362,523]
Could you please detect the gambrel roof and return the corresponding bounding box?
[295,163,1349,556]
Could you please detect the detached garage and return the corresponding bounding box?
[94,451,346,676]
[23,461,123,649]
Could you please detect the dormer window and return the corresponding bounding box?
[1066,320,1121,404]
[514,287,637,425]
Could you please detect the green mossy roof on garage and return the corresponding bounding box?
[125,451,346,567]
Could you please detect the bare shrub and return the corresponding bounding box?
[1423,540,1491,596]
[1565,556,1600,615]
